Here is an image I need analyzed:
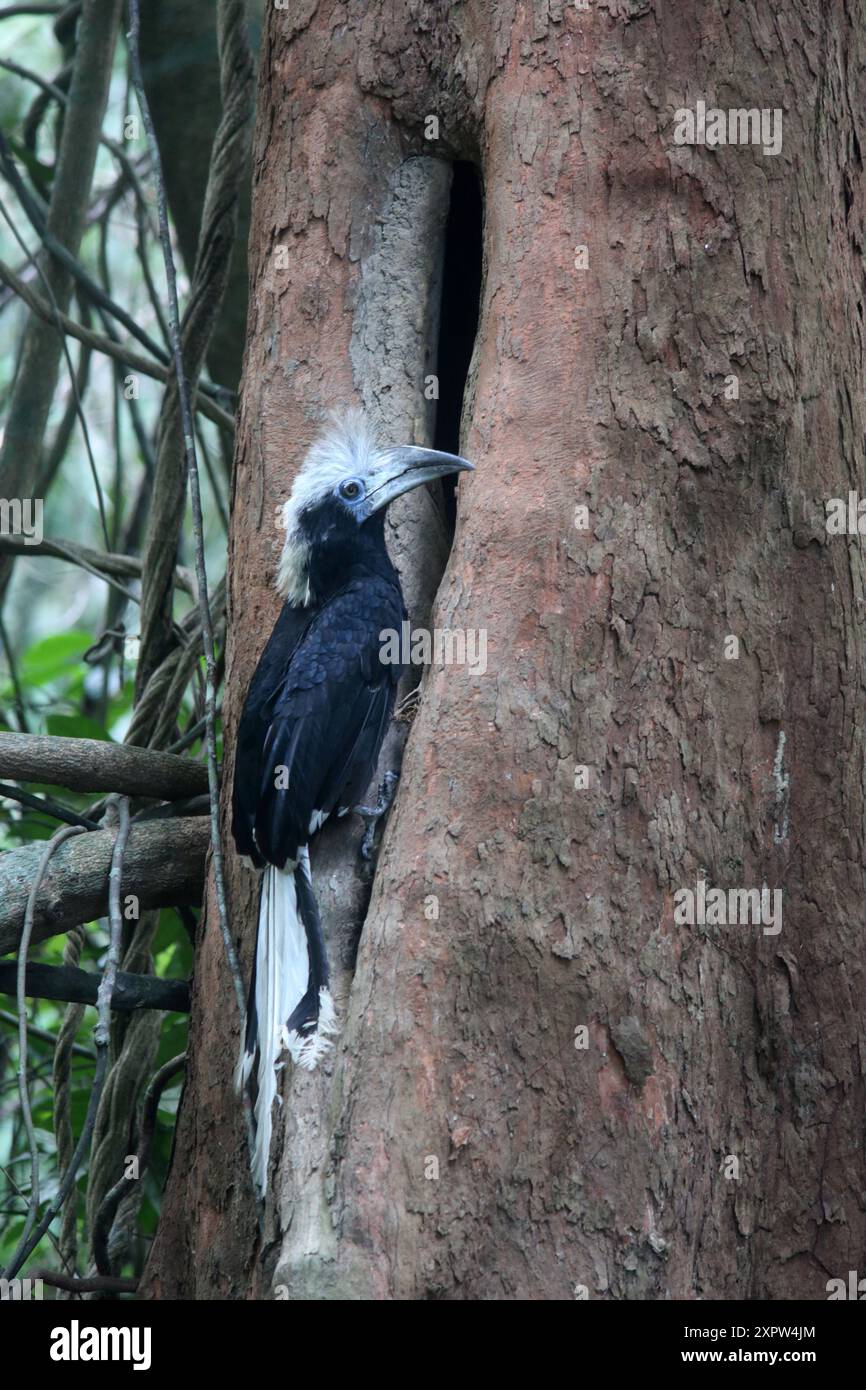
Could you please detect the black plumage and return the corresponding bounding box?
[230,412,472,1198]
[232,517,405,870]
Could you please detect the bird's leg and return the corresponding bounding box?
[354,770,399,860]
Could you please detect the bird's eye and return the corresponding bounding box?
[339,478,364,501]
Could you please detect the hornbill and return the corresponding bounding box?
[231,410,473,1196]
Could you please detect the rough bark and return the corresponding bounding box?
[144,0,866,1301]
[0,733,208,798]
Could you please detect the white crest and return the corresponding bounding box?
[276,409,386,606]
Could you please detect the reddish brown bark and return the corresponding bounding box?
[144,0,866,1300]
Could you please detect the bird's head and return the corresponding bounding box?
[277,410,473,605]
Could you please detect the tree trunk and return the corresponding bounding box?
[142,0,866,1300]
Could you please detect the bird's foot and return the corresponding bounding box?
[394,687,421,724]
[354,771,399,861]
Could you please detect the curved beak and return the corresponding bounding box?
[366,446,474,513]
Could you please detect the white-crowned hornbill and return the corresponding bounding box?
[232,411,473,1195]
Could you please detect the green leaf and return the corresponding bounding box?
[0,815,56,844]
[45,713,111,741]
[15,631,92,689]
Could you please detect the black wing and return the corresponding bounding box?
[233,577,404,869]
[231,600,312,865]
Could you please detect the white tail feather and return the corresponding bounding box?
[282,986,340,1070]
[238,860,340,1197]
[249,864,307,1196]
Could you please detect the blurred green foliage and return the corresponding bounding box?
[0,7,228,1283]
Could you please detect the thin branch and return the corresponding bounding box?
[37,289,92,497]
[0,257,235,432]
[0,190,109,548]
[166,711,214,755]
[0,0,111,554]
[133,179,171,347]
[0,1163,67,1271]
[0,781,101,830]
[0,150,233,414]
[0,132,168,368]
[52,3,81,46]
[133,793,210,821]
[31,1270,138,1295]
[0,5,63,16]
[0,1008,94,1058]
[92,1051,185,1276]
[3,798,129,1279]
[94,796,130,1047]
[4,1046,107,1279]
[0,56,157,236]
[21,58,70,176]
[195,415,229,533]
[0,611,30,732]
[0,532,138,610]
[0,961,190,1014]
[128,0,253,1157]
[15,823,85,1264]
[0,534,196,598]
[53,918,86,1278]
